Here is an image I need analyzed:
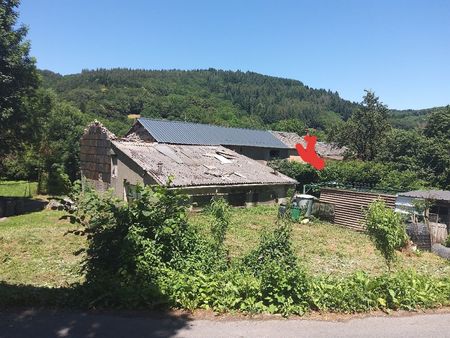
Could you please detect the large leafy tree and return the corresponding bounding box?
[0,0,39,169]
[335,90,390,160]
[423,106,450,141]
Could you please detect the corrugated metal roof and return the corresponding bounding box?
[112,140,297,187]
[398,190,450,202]
[137,118,289,149]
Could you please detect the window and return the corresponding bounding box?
[111,156,118,178]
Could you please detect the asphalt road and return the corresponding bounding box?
[1,309,450,338]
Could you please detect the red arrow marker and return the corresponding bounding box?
[295,135,325,170]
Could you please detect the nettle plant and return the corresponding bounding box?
[364,199,408,270]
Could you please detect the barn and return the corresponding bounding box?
[80,121,297,207]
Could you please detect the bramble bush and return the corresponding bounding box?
[66,183,450,315]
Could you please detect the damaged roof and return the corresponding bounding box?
[398,190,450,202]
[270,131,347,160]
[135,118,289,149]
[112,140,297,188]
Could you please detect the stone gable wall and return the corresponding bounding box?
[80,121,116,192]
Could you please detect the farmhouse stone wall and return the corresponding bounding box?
[80,121,116,192]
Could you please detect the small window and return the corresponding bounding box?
[111,156,118,178]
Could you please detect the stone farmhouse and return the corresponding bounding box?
[80,119,298,207]
[125,118,291,163]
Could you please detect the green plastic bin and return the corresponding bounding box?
[291,206,301,221]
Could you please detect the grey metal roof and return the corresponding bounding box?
[398,190,450,202]
[136,118,289,149]
[112,141,297,187]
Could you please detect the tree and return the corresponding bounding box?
[423,106,450,141]
[335,90,390,160]
[377,128,450,189]
[270,119,307,135]
[0,0,39,170]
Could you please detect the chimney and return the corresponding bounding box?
[157,162,163,175]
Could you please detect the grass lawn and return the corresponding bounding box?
[0,205,448,289]
[0,209,85,287]
[190,205,450,278]
[0,180,38,197]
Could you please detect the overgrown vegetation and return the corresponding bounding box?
[364,200,408,269]
[269,159,428,192]
[1,191,449,314]
[205,197,231,252]
[44,184,448,315]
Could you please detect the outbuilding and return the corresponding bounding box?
[80,121,297,207]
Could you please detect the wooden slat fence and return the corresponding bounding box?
[319,188,396,231]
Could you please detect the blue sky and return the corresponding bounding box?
[19,0,450,109]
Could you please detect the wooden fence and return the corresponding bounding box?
[319,188,396,231]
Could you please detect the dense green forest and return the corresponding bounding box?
[389,106,447,130]
[39,68,442,135]
[39,68,360,135]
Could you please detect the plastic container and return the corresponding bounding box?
[291,206,301,221]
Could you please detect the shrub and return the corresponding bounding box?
[444,234,450,248]
[48,164,72,195]
[258,261,309,315]
[206,197,231,250]
[67,182,210,307]
[243,217,297,275]
[364,200,408,269]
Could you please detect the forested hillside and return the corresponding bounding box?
[39,68,359,135]
[389,106,447,130]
